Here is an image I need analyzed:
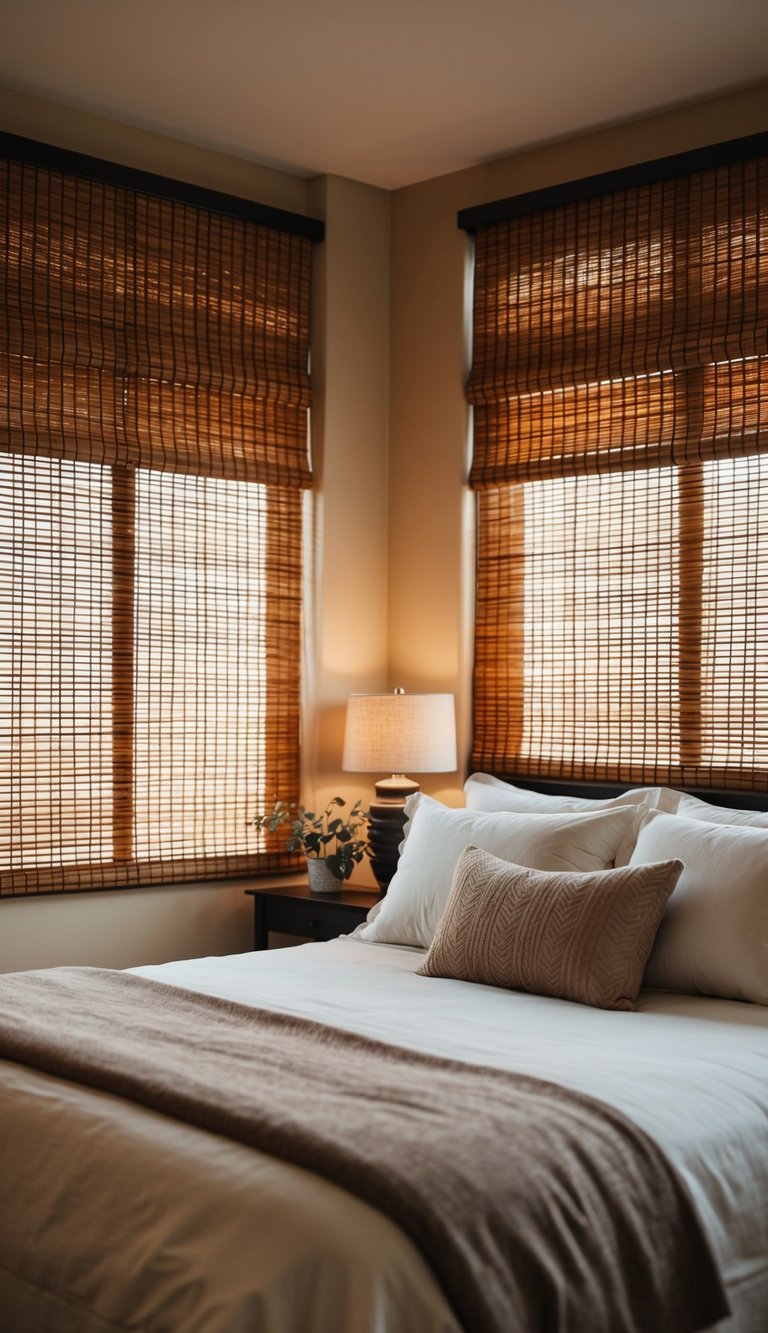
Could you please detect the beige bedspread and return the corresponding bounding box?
[0,965,730,1333]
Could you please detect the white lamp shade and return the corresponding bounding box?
[342,692,457,775]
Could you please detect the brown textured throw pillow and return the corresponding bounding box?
[417,845,683,1011]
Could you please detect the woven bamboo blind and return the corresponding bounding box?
[0,150,313,895]
[469,150,768,790]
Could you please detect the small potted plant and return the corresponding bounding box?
[250,796,369,893]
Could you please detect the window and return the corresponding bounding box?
[463,137,768,791]
[0,139,321,895]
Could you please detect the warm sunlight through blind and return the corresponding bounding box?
[0,146,313,895]
[469,147,768,790]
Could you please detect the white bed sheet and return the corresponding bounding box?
[2,937,766,1333]
[133,937,768,1327]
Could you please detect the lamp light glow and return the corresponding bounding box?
[342,691,457,776]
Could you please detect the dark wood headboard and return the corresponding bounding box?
[493,777,768,813]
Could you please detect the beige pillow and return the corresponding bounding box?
[417,845,683,1011]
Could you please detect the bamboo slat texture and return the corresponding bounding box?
[470,150,768,791]
[0,149,312,895]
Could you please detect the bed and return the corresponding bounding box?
[0,781,767,1333]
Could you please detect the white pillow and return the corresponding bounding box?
[464,773,680,815]
[676,792,768,828]
[358,794,645,949]
[630,810,768,1005]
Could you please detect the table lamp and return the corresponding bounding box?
[342,688,457,893]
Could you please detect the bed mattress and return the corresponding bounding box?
[1,937,766,1332]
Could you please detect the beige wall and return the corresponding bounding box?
[1,80,767,969]
[0,881,255,973]
[0,86,308,213]
[304,174,390,820]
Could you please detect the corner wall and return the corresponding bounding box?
[304,175,390,823]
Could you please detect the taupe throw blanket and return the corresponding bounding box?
[0,967,728,1333]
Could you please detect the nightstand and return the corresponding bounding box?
[245,881,381,950]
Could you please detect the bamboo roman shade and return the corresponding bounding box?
[1,140,319,895]
[468,153,768,485]
[466,139,768,790]
[1,155,313,485]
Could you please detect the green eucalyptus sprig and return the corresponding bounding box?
[249,796,369,881]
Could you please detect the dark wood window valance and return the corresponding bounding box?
[1,138,320,895]
[464,134,768,793]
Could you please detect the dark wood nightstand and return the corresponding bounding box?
[245,881,381,950]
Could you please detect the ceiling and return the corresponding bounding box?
[1,0,767,190]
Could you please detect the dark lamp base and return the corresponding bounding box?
[367,777,420,894]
